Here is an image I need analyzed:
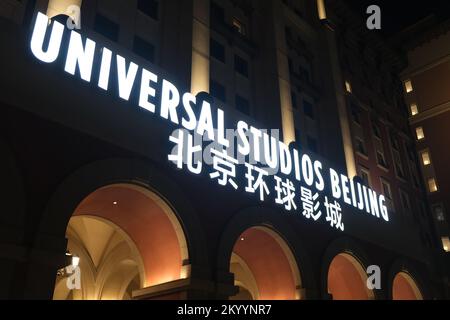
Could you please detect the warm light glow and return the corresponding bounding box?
[442,237,450,252]
[71,256,80,268]
[421,152,431,166]
[316,0,327,20]
[190,3,210,95]
[410,104,418,116]
[113,201,118,205]
[345,81,352,93]
[416,127,424,140]
[47,0,82,20]
[428,178,438,193]
[404,80,413,93]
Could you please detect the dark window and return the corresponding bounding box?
[291,91,297,109]
[211,2,225,23]
[235,95,250,115]
[234,55,248,77]
[94,13,119,42]
[360,170,371,187]
[356,137,367,156]
[395,161,405,179]
[288,58,293,72]
[295,129,302,146]
[372,122,381,139]
[381,181,392,199]
[210,38,225,63]
[210,80,226,102]
[307,136,318,153]
[299,65,311,82]
[285,26,292,40]
[400,191,410,212]
[351,107,361,125]
[303,100,314,119]
[377,151,387,168]
[133,36,155,63]
[137,0,159,20]
[391,134,399,150]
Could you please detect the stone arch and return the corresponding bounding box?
[388,258,427,300]
[217,206,315,300]
[392,271,423,300]
[28,158,208,299]
[322,237,376,300]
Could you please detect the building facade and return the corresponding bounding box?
[0,0,446,299]
[398,16,450,291]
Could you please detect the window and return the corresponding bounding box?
[434,205,445,222]
[288,58,294,72]
[234,55,248,77]
[295,129,301,145]
[428,178,438,193]
[360,168,371,187]
[404,79,413,93]
[345,80,352,93]
[303,100,314,119]
[391,134,399,150]
[210,80,226,102]
[381,179,392,199]
[137,0,159,20]
[291,91,297,109]
[133,36,155,63]
[355,137,367,156]
[421,151,431,166]
[395,162,405,179]
[211,2,225,23]
[416,127,425,140]
[410,103,418,116]
[400,190,411,213]
[210,38,225,63]
[299,65,311,82]
[94,13,119,42]
[372,122,381,139]
[442,237,450,252]
[377,151,387,168]
[307,136,318,153]
[351,108,361,125]
[235,95,250,116]
[232,18,246,36]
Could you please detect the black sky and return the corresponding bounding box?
[344,0,450,35]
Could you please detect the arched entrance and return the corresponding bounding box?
[327,253,374,300]
[229,226,301,300]
[53,183,189,300]
[392,272,423,300]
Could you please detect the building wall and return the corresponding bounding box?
[402,27,450,253]
[0,0,446,299]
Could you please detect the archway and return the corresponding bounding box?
[392,272,423,300]
[53,183,189,300]
[327,253,374,300]
[229,226,301,300]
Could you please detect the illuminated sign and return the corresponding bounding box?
[29,12,389,231]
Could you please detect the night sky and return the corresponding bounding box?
[344,0,450,36]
